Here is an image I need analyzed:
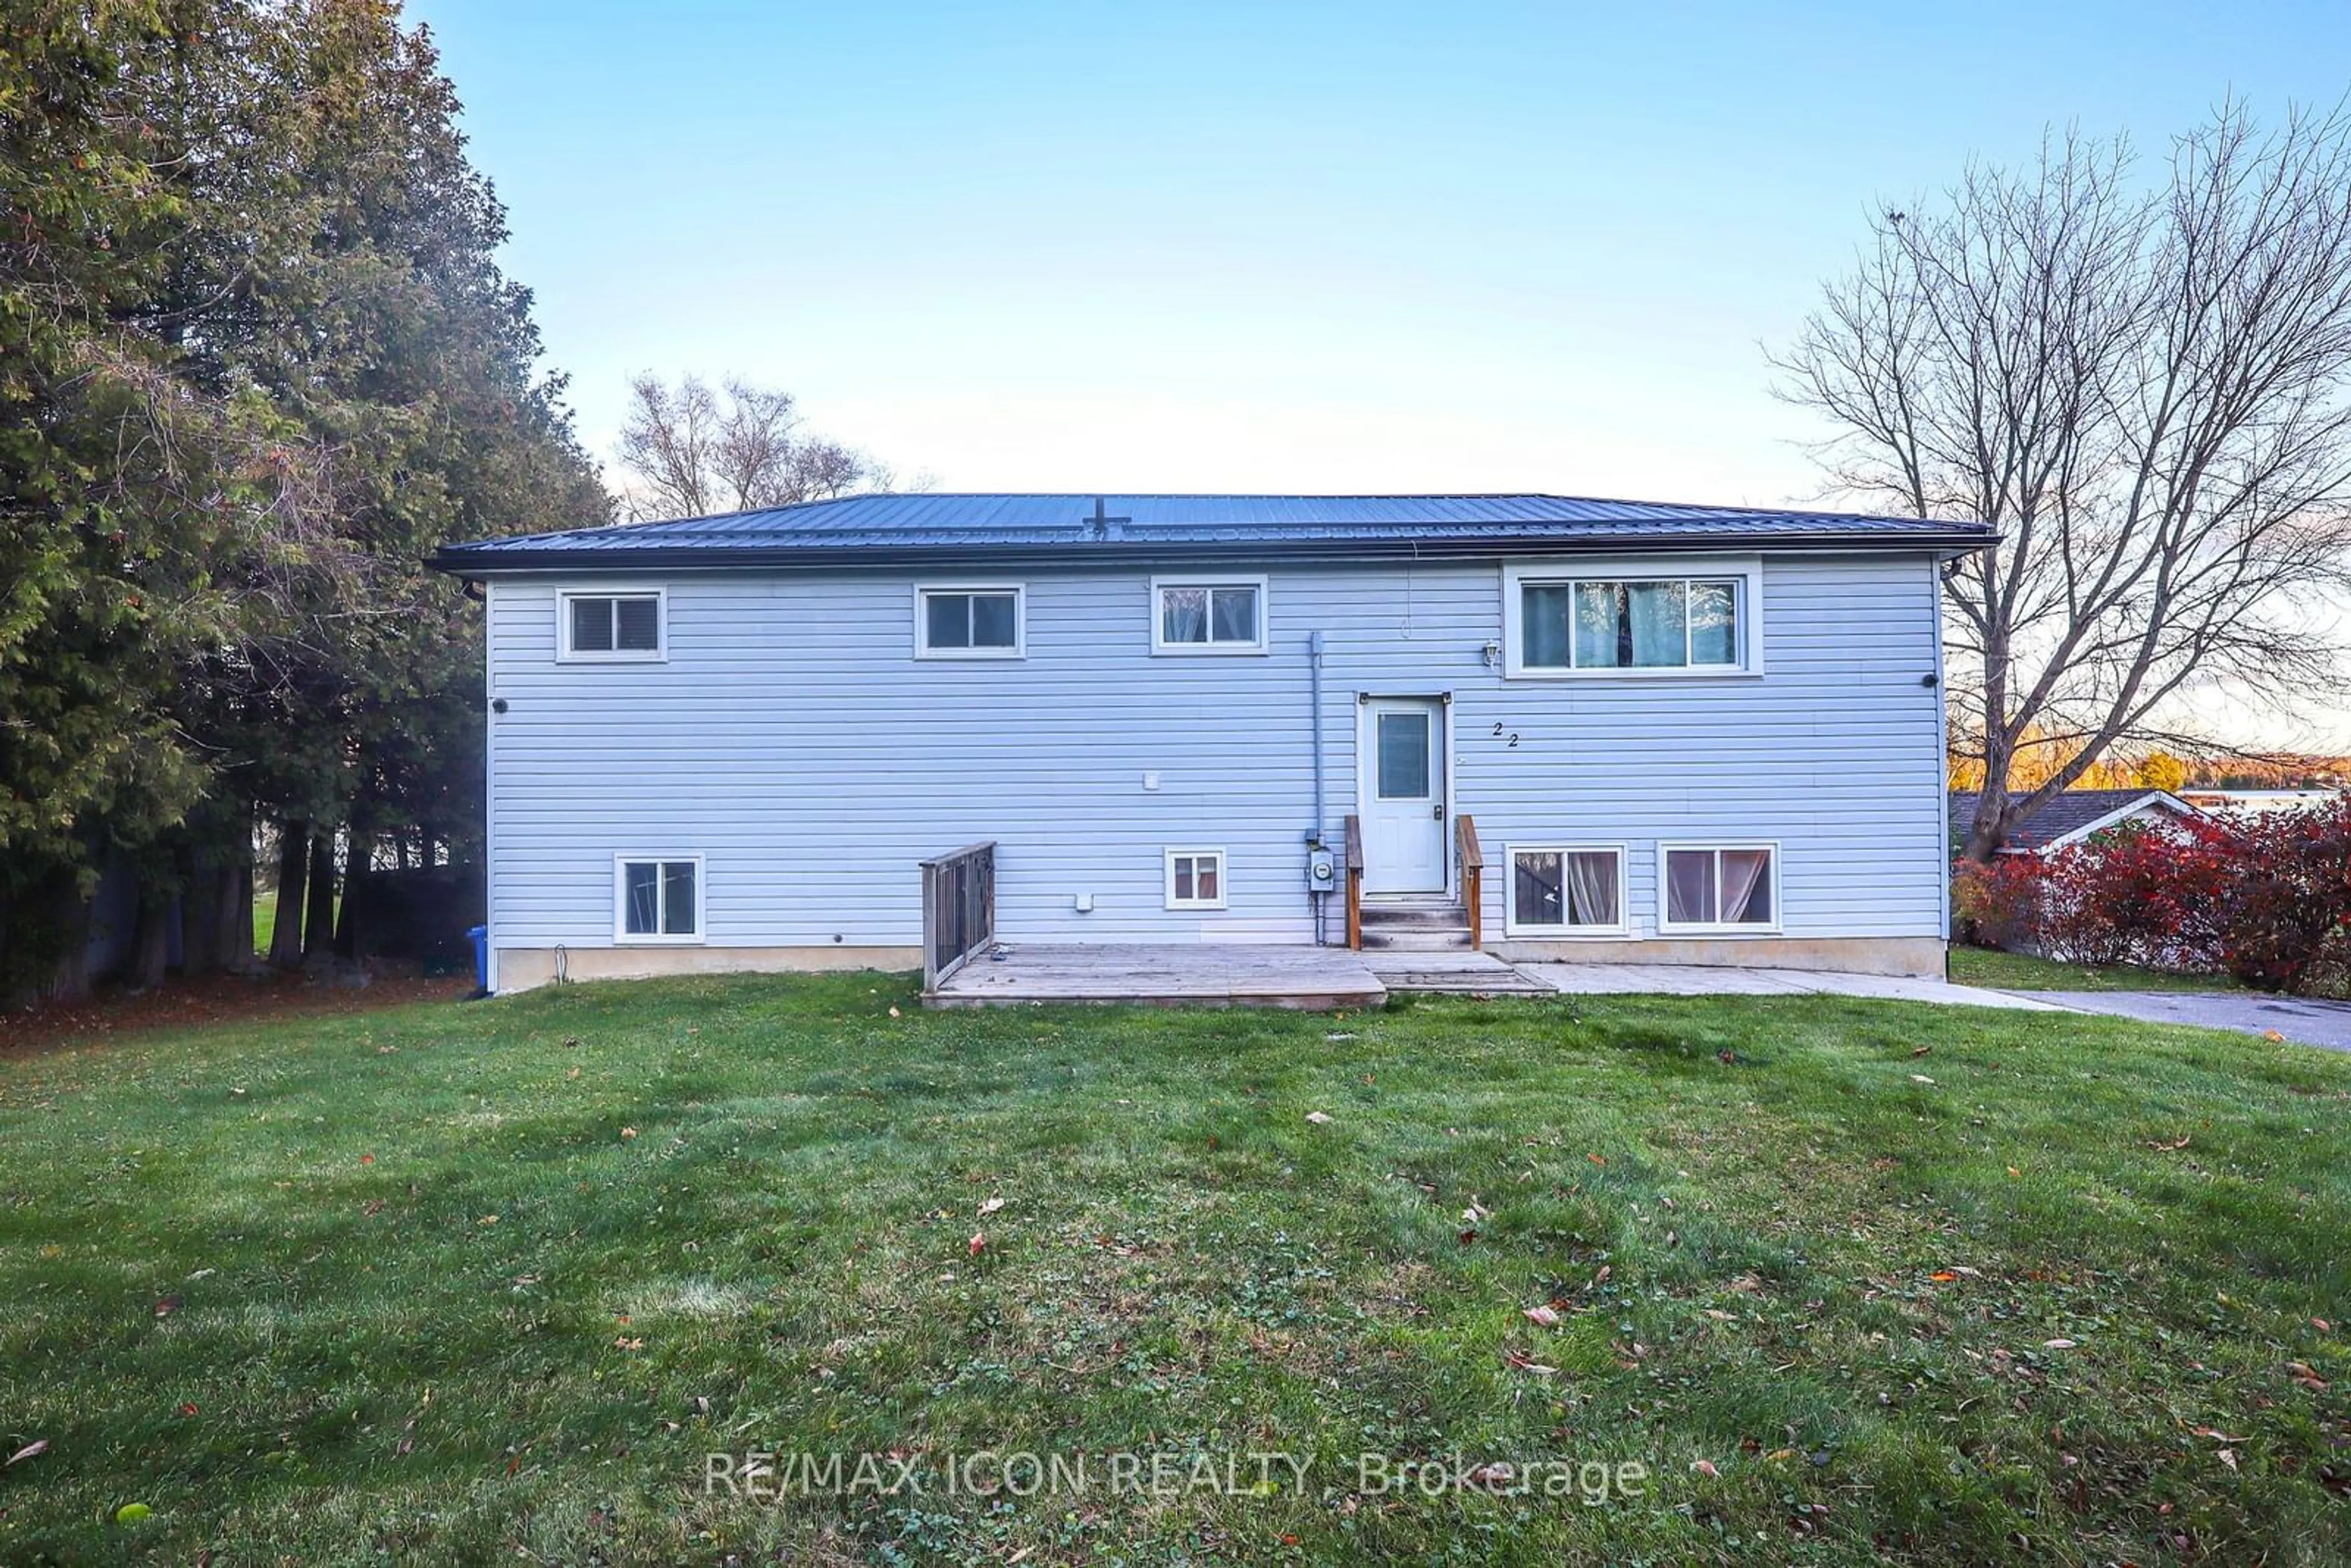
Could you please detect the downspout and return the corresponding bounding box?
[1310,629,1329,945]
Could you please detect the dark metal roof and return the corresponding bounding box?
[1950,789,2204,853]
[430,492,1995,574]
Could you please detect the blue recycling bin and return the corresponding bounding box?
[466,925,489,994]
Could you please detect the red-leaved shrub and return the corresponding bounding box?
[1952,855,2047,951]
[2038,820,2233,970]
[1962,797,2351,994]
[2200,800,2351,994]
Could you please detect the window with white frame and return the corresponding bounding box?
[1152,576,1265,653]
[1505,846,1625,936]
[1164,849,1227,910]
[917,585,1023,657]
[1502,560,1757,677]
[1658,844,1777,931]
[560,590,664,661]
[615,856,702,941]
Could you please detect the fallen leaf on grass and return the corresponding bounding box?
[1461,1202,1490,1223]
[613,1337,643,1351]
[1910,1074,1937,1085]
[887,1006,901,1019]
[977,1197,1005,1217]
[1522,1305,1559,1327]
[2264,1030,2286,1043]
[2042,1338,2077,1349]
[2218,1448,2240,1472]
[1692,1460,1720,1478]
[6,1441,47,1467]
[2146,1135,2191,1152]
[1501,1348,1559,1375]
[968,1231,986,1258]
[619,1127,637,1141]
[358,1153,374,1165]
[1304,1111,1332,1125]
[1910,1045,1932,1057]
[1930,1270,1959,1283]
[152,1297,180,1318]
[2288,1362,2331,1391]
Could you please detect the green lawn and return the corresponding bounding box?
[252,888,279,956]
[4,977,2348,1565]
[1948,945,2238,994]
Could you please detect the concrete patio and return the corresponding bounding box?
[924,943,2063,1011]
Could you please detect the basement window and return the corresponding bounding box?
[615,856,702,942]
[1505,846,1627,936]
[1658,844,1778,932]
[1164,849,1228,910]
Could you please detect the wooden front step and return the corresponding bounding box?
[1358,899,1474,950]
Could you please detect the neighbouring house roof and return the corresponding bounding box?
[1949,789,2206,855]
[430,492,1995,574]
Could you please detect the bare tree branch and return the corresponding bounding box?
[613,373,887,521]
[1773,102,2351,857]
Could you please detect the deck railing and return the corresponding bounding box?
[1456,813,1485,949]
[1342,815,1364,950]
[920,840,996,990]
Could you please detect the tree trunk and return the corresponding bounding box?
[302,832,337,964]
[335,830,374,960]
[269,821,309,969]
[182,864,220,976]
[43,878,97,1004]
[128,889,173,991]
[222,855,255,971]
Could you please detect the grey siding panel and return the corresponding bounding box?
[484,555,1948,954]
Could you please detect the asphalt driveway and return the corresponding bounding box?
[2015,990,2351,1051]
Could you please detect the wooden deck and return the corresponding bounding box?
[924,943,1545,1009]
[926,943,1387,1009]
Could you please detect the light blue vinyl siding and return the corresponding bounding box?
[482,553,1947,952]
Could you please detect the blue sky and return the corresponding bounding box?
[410,0,2351,509]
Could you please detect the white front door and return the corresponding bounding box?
[1362,697,1447,894]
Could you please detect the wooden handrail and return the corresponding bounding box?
[1456,814,1484,950]
[1342,815,1363,951]
[920,839,997,990]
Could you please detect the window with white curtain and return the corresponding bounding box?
[614,855,702,942]
[1520,578,1739,670]
[1152,577,1266,653]
[1505,846,1625,936]
[1659,845,1777,931]
[1501,558,1759,678]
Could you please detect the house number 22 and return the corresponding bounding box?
[1491,722,1520,748]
